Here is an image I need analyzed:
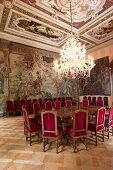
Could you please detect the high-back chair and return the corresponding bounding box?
[13,100,21,114]
[82,99,89,108]
[88,96,92,105]
[83,96,87,99]
[96,99,104,107]
[33,102,41,118]
[41,111,62,153]
[65,99,72,109]
[38,98,44,109]
[67,110,88,152]
[32,99,38,104]
[20,99,27,109]
[26,99,32,112]
[88,107,106,145]
[92,96,96,105]
[45,101,52,110]
[6,100,14,116]
[104,106,113,139]
[54,100,61,110]
[103,97,108,107]
[22,107,41,146]
[98,96,102,100]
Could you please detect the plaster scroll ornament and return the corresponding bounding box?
[4,1,13,9]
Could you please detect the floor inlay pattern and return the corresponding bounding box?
[0,116,113,170]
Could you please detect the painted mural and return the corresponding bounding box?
[79,56,111,95]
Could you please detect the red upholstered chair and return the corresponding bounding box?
[45,101,52,110]
[67,110,88,152]
[96,99,104,107]
[20,99,27,109]
[88,96,92,105]
[103,97,108,107]
[83,96,87,99]
[88,107,106,145]
[33,102,41,119]
[22,107,41,146]
[82,99,89,108]
[54,100,61,110]
[41,111,62,153]
[38,98,44,109]
[26,99,32,112]
[61,97,66,107]
[104,106,113,139]
[6,100,14,115]
[98,96,102,100]
[65,99,72,109]
[92,96,96,105]
[13,100,21,113]
[32,99,37,104]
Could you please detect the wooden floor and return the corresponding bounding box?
[0,116,113,170]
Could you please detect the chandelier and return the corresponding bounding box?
[54,1,95,79]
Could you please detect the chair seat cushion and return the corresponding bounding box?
[29,117,39,124]
[27,124,42,133]
[43,128,62,138]
[67,128,87,138]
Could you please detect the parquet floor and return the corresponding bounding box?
[0,116,113,170]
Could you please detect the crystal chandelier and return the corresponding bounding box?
[54,1,95,79]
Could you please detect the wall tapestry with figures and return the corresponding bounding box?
[0,39,79,111]
[79,56,111,95]
[0,39,112,111]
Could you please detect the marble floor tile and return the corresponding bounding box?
[0,116,113,170]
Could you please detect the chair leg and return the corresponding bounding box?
[73,139,77,153]
[85,137,88,150]
[26,131,28,141]
[112,127,113,136]
[56,139,58,154]
[95,132,97,146]
[102,130,104,142]
[43,138,46,152]
[108,128,110,139]
[30,132,32,146]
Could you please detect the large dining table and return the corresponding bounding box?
[40,105,99,132]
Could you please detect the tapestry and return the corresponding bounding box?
[79,56,111,95]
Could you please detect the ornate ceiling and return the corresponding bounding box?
[0,0,113,53]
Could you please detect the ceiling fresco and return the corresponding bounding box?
[0,0,113,53]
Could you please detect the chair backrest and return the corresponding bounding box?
[92,96,96,105]
[54,100,61,109]
[96,99,104,107]
[65,99,72,108]
[103,97,108,106]
[88,96,92,104]
[26,99,32,110]
[98,96,102,100]
[38,98,44,108]
[82,99,89,108]
[96,107,106,127]
[13,100,20,111]
[41,111,57,135]
[45,101,52,110]
[32,99,38,104]
[20,99,27,108]
[22,107,31,131]
[33,102,41,117]
[6,100,14,112]
[83,96,87,99]
[73,110,88,132]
